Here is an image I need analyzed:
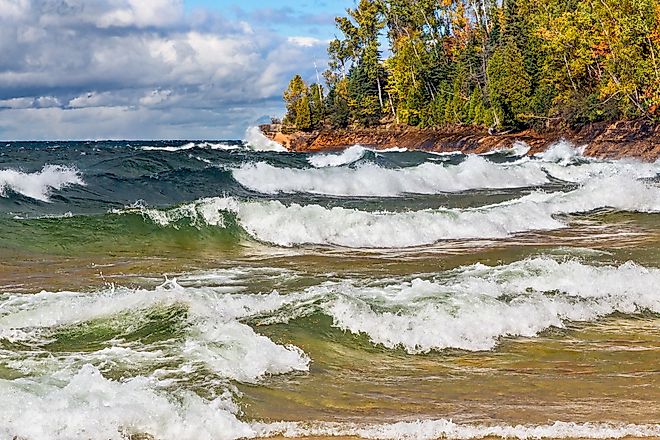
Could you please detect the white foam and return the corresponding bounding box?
[535,140,587,164]
[244,126,287,152]
[0,278,310,382]
[316,257,660,352]
[0,364,255,440]
[8,367,658,440]
[128,173,660,248]
[142,142,240,152]
[0,164,84,202]
[307,144,367,167]
[256,419,660,439]
[233,155,549,196]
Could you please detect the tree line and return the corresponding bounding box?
[282,0,660,132]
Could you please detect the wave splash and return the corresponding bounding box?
[0,165,84,202]
[244,126,287,152]
[135,173,659,248]
[234,155,550,196]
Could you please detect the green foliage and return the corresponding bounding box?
[283,75,307,127]
[295,94,313,131]
[284,0,660,130]
[487,41,533,128]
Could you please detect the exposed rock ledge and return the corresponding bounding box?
[260,120,660,161]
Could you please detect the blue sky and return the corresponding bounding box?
[187,0,349,38]
[0,0,353,140]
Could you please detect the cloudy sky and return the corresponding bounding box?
[0,0,351,140]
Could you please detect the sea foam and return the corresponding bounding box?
[233,155,550,196]
[128,173,660,248]
[0,164,84,202]
[257,419,660,439]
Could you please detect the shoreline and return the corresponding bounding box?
[260,120,660,161]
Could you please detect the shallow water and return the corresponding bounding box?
[0,139,658,439]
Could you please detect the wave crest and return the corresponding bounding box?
[0,165,84,202]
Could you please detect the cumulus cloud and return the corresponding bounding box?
[0,0,331,139]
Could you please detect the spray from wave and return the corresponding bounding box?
[0,165,84,202]
[244,127,287,152]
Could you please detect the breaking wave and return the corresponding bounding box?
[128,174,659,248]
[312,257,660,352]
[233,155,550,196]
[233,141,660,196]
[307,144,368,167]
[0,165,84,202]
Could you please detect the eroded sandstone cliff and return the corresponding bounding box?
[260,120,660,161]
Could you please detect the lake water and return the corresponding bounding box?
[0,139,658,439]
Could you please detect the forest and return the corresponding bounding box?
[281,0,660,132]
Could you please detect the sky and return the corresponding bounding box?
[0,0,353,140]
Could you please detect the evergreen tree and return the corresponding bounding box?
[295,94,313,131]
[487,40,532,128]
[283,75,308,127]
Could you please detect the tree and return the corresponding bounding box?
[487,40,532,128]
[283,75,308,126]
[295,94,313,131]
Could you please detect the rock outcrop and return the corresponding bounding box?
[260,120,660,161]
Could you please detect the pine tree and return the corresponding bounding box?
[295,94,313,131]
[283,75,308,127]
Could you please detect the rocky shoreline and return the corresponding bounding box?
[260,120,660,161]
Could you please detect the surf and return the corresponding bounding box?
[0,165,84,202]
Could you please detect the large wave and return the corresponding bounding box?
[0,165,84,202]
[233,141,660,197]
[233,155,550,196]
[129,174,660,248]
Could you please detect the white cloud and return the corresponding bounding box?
[139,89,173,106]
[287,36,326,47]
[0,0,331,139]
[0,97,34,109]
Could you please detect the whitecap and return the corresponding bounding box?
[233,155,549,197]
[0,164,84,202]
[307,144,367,167]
